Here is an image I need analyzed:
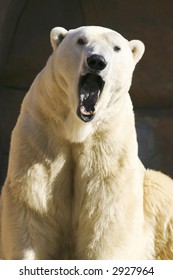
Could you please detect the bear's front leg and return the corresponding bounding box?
[1,188,37,259]
[73,176,144,260]
[0,183,67,260]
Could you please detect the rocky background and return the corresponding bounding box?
[0,0,173,188]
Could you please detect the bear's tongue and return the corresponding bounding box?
[77,74,104,122]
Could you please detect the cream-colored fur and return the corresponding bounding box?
[0,26,173,259]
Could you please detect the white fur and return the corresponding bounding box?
[0,26,173,260]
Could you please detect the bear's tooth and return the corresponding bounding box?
[80,106,91,115]
[80,94,85,102]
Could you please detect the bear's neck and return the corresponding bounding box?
[25,56,69,127]
[73,93,140,170]
[61,91,134,144]
[72,92,144,189]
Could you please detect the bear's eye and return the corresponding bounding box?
[77,38,86,45]
[114,46,121,52]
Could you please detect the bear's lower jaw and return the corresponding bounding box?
[77,73,105,122]
[77,106,95,122]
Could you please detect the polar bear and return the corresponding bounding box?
[0,26,173,260]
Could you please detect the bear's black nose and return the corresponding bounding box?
[87,54,107,71]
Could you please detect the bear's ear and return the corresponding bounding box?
[50,27,68,51]
[129,40,145,64]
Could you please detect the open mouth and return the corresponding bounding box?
[77,73,105,122]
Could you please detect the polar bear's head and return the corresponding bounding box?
[50,26,144,141]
